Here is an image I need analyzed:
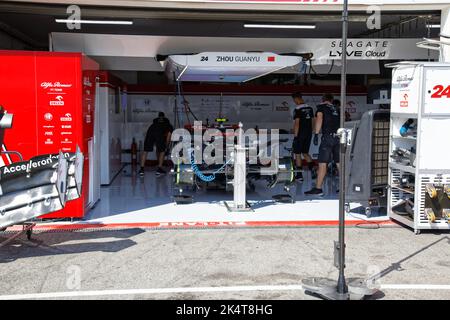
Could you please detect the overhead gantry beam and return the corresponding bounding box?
[1,0,448,13]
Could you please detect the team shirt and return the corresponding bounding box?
[148,117,174,139]
[316,102,340,135]
[293,104,314,137]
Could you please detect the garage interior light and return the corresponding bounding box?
[244,24,316,29]
[55,19,133,25]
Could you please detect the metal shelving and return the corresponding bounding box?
[388,62,450,234]
[391,185,415,194]
[391,135,417,141]
[389,162,415,174]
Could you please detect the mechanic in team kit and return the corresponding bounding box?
[305,93,340,196]
[291,92,316,182]
[139,112,174,177]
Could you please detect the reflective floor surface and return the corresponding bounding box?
[85,165,389,224]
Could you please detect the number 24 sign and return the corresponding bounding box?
[431,85,450,98]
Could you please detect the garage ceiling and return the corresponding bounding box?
[0,2,441,49]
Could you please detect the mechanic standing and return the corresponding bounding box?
[291,92,315,182]
[139,112,173,177]
[305,94,340,196]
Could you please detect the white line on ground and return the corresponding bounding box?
[380,284,450,290]
[0,285,304,300]
[1,283,449,300]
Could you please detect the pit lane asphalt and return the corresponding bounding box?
[0,225,449,300]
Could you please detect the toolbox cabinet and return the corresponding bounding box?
[388,62,450,234]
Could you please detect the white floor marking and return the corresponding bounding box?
[1,283,450,300]
[0,285,304,300]
[380,284,450,290]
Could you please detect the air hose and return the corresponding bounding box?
[189,149,233,182]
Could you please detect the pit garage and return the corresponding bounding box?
[0,0,449,231]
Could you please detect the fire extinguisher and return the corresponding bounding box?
[131,137,137,167]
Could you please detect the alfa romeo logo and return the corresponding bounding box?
[44,113,53,121]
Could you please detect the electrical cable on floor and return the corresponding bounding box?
[347,210,382,229]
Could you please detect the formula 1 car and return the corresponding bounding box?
[171,123,296,204]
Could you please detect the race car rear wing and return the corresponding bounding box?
[0,108,84,229]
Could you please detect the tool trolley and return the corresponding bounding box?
[387,62,450,234]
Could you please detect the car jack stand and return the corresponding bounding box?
[272,194,294,204]
[272,186,294,204]
[173,187,194,204]
[174,194,194,205]
[0,222,36,248]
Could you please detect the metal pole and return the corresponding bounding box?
[337,0,349,294]
[303,0,378,300]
